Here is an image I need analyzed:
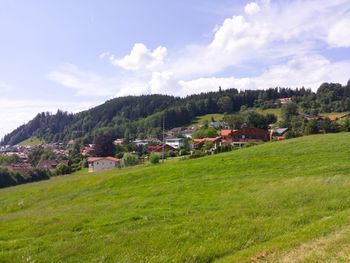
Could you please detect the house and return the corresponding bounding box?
[270,128,289,141]
[167,127,183,137]
[37,160,69,171]
[81,145,95,156]
[87,157,120,173]
[221,127,270,147]
[209,122,225,128]
[327,115,339,121]
[193,137,222,150]
[277,97,292,104]
[221,129,237,142]
[147,144,176,154]
[113,139,124,145]
[181,129,194,139]
[134,139,150,147]
[6,163,33,172]
[165,138,184,149]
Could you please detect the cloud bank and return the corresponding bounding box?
[50,0,350,97]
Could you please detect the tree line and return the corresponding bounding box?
[1,81,350,146]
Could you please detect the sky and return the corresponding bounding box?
[1,0,350,139]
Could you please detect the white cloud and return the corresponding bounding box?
[109,43,167,71]
[244,2,261,15]
[149,71,180,94]
[0,99,96,140]
[48,64,119,97]
[178,55,350,95]
[52,0,350,99]
[328,19,350,48]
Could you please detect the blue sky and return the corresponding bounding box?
[1,0,350,139]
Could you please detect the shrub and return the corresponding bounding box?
[122,153,139,167]
[54,163,71,176]
[190,150,206,159]
[179,149,189,156]
[243,143,255,148]
[149,154,160,164]
[167,150,177,158]
[284,130,302,139]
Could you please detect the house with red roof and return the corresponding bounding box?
[7,163,33,172]
[221,127,270,147]
[277,97,292,104]
[37,160,69,171]
[193,137,222,150]
[147,144,176,154]
[87,156,120,173]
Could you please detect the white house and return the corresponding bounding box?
[165,138,184,149]
[87,157,120,173]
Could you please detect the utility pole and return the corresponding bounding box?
[162,114,165,163]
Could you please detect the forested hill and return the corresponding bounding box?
[2,81,350,146]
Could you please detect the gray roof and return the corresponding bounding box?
[275,128,289,135]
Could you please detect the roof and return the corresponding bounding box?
[87,157,120,163]
[275,128,289,135]
[231,127,269,135]
[7,163,33,172]
[148,144,175,152]
[37,160,69,169]
[277,97,292,102]
[221,130,234,136]
[193,137,222,143]
[328,116,339,121]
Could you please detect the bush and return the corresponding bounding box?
[179,149,189,156]
[0,168,50,189]
[284,130,302,139]
[167,150,177,158]
[243,143,255,148]
[190,150,206,159]
[122,153,139,167]
[149,154,160,164]
[54,163,71,176]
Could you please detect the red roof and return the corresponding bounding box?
[193,137,222,143]
[221,130,234,136]
[7,163,33,172]
[277,97,292,102]
[147,144,175,153]
[87,157,120,162]
[37,160,69,170]
[232,127,269,136]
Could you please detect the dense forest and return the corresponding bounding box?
[2,81,350,146]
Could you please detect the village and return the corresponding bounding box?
[1,101,350,178]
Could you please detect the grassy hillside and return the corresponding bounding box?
[188,113,224,126]
[255,108,282,121]
[189,109,281,127]
[319,112,349,118]
[1,134,350,262]
[17,136,44,146]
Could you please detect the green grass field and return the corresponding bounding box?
[2,133,350,262]
[189,109,282,127]
[255,108,282,121]
[188,113,224,126]
[319,112,349,118]
[17,137,44,146]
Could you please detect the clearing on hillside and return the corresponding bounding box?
[1,133,350,262]
[16,136,44,146]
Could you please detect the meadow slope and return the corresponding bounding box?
[1,133,350,262]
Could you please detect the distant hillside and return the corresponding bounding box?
[1,133,350,262]
[2,81,350,145]
[17,136,44,146]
